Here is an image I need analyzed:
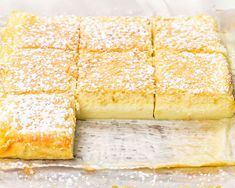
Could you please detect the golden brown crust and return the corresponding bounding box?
[0,94,76,159]
[80,16,152,52]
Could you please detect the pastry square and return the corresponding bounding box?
[0,93,76,159]
[154,50,234,119]
[152,15,226,54]
[80,16,151,53]
[2,11,80,51]
[0,48,78,94]
[76,51,154,119]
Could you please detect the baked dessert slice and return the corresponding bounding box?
[154,50,234,119]
[0,48,78,94]
[2,10,80,51]
[0,93,76,159]
[152,15,226,54]
[76,51,154,119]
[80,16,151,53]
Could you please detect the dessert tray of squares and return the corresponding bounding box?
[0,9,235,187]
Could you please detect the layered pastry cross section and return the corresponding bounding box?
[78,16,154,119]
[152,15,234,119]
[77,51,154,119]
[0,94,76,159]
[154,50,234,119]
[0,11,80,159]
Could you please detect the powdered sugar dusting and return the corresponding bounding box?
[152,15,226,54]
[154,50,231,95]
[78,16,153,95]
[0,94,75,135]
[5,11,80,51]
[77,51,154,94]
[80,16,152,52]
[1,49,78,94]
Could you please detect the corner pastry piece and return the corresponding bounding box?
[154,50,234,120]
[80,16,151,52]
[2,11,80,51]
[152,15,226,54]
[0,94,76,159]
[0,48,77,94]
[77,51,154,119]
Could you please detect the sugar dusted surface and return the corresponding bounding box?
[0,94,75,136]
[152,15,226,53]
[0,49,77,94]
[5,11,80,51]
[154,50,232,95]
[77,51,154,94]
[80,16,151,52]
